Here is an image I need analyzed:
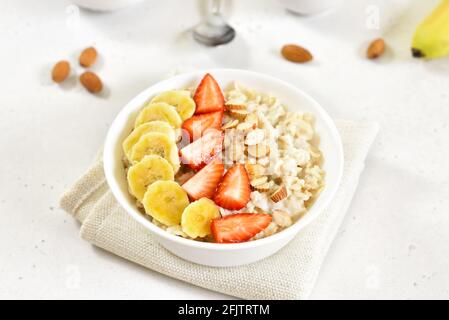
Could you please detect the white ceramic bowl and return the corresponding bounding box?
[103,69,343,267]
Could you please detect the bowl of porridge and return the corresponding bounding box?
[103,69,343,266]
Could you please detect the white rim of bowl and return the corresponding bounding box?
[104,68,344,251]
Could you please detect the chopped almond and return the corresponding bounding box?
[270,185,287,203]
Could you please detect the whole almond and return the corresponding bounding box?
[80,71,103,93]
[51,60,70,83]
[367,38,385,59]
[281,44,313,63]
[79,47,98,67]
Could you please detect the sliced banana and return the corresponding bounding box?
[129,132,180,172]
[151,90,195,121]
[143,180,189,226]
[127,155,174,201]
[134,102,182,128]
[123,121,176,159]
[181,198,220,238]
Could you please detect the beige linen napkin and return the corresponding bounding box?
[60,120,378,300]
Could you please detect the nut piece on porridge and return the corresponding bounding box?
[245,163,265,179]
[221,119,239,130]
[270,185,288,203]
[228,109,249,121]
[250,176,268,188]
[253,182,271,192]
[244,113,259,127]
[236,122,255,134]
[247,144,270,158]
[272,210,292,228]
[225,103,246,111]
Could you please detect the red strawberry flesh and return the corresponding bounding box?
[193,73,225,114]
[182,110,223,141]
[182,157,224,200]
[213,164,251,210]
[211,213,272,243]
[179,130,224,171]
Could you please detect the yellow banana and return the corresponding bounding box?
[412,0,449,59]
[127,155,174,202]
[181,198,220,239]
[142,180,190,227]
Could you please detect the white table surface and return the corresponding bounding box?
[1,0,448,300]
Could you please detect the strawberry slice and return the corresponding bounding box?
[193,73,225,114]
[182,110,223,141]
[213,164,251,210]
[182,157,224,200]
[179,130,224,171]
[211,213,272,243]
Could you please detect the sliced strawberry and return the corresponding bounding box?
[213,164,251,210]
[211,213,272,243]
[182,110,223,141]
[193,73,225,114]
[182,157,224,200]
[179,130,224,171]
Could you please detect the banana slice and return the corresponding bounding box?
[129,132,180,172]
[134,102,182,128]
[151,90,196,121]
[123,121,176,159]
[143,180,189,226]
[127,155,174,201]
[181,198,220,239]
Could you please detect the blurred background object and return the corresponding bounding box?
[71,0,143,11]
[193,0,235,46]
[277,0,342,15]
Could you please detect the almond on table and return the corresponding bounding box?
[79,46,98,67]
[80,71,103,93]
[367,38,386,59]
[51,60,70,83]
[281,44,313,63]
